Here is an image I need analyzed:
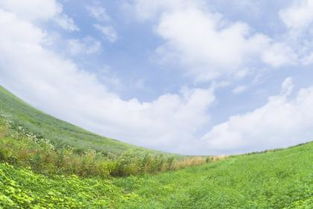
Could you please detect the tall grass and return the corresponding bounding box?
[0,86,212,178]
[0,118,211,177]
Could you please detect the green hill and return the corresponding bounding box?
[1,86,313,208]
[1,142,313,208]
[0,86,144,154]
[0,86,207,178]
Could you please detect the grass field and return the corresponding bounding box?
[1,86,313,208]
[0,86,209,178]
[0,86,144,154]
[1,142,313,208]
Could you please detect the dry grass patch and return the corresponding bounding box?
[211,155,228,162]
[173,157,210,170]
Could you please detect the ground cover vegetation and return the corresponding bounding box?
[1,86,313,208]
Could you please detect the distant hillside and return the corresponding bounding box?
[0,86,149,154]
[0,86,209,178]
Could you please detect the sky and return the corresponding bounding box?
[1,0,313,155]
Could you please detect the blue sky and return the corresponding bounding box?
[1,0,313,155]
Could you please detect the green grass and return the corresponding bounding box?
[1,85,313,208]
[0,86,146,154]
[0,86,209,178]
[1,142,313,208]
[113,143,313,208]
[0,162,139,208]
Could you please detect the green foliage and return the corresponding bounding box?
[0,163,141,208]
[1,86,207,178]
[0,118,204,177]
[112,143,313,208]
[1,142,313,208]
[0,133,189,178]
[1,86,313,208]
[0,86,150,154]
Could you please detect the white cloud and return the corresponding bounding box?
[55,14,79,31]
[278,0,313,66]
[87,4,118,43]
[232,85,247,95]
[202,77,313,154]
[94,24,118,43]
[2,0,312,155]
[67,37,102,55]
[130,0,203,20]
[280,0,313,30]
[0,0,59,21]
[87,4,111,22]
[0,0,78,31]
[302,52,313,65]
[281,77,295,96]
[0,7,215,154]
[130,0,296,82]
[261,42,298,67]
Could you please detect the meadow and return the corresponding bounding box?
[0,86,210,177]
[1,86,313,208]
[1,142,313,208]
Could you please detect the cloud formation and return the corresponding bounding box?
[202,78,313,154]
[0,3,214,154]
[94,24,118,43]
[1,0,313,155]
[130,0,296,81]
[0,0,78,30]
[280,0,313,30]
[279,0,313,65]
[67,37,102,55]
[87,4,111,22]
[87,3,118,43]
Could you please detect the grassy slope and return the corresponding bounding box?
[0,86,148,154]
[0,86,208,178]
[1,142,313,208]
[117,143,313,209]
[1,86,313,208]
